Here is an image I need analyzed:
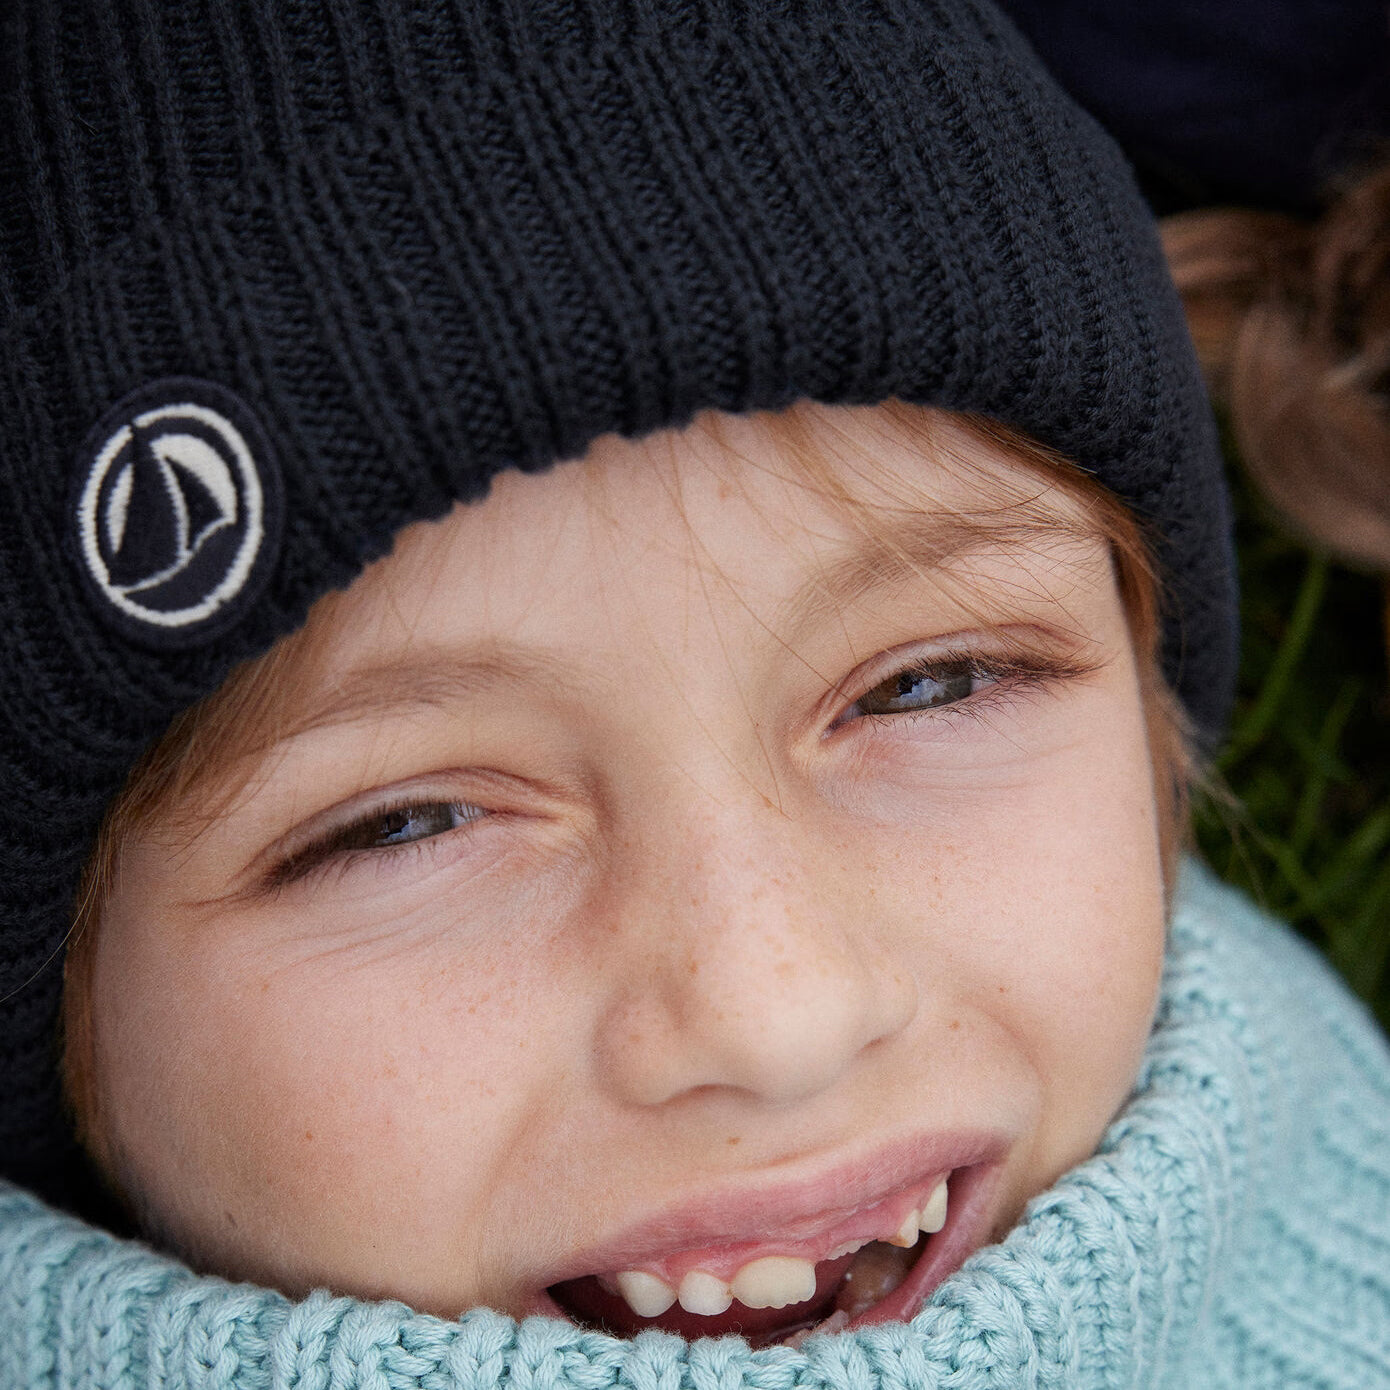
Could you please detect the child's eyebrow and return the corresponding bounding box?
[254,645,579,752]
[776,502,1103,641]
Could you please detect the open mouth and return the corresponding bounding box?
[548,1163,995,1346]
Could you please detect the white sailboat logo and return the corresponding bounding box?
[77,394,268,634]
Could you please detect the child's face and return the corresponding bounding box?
[84,403,1166,1341]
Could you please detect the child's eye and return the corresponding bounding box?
[835,644,1096,731]
[336,802,484,851]
[271,800,487,888]
[850,660,988,717]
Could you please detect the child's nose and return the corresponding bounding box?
[594,807,919,1108]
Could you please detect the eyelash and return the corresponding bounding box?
[266,646,1094,890]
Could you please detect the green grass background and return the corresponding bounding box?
[1195,464,1390,1032]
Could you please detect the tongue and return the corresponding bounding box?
[552,1251,857,1341]
[833,1240,917,1318]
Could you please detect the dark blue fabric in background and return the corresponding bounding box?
[997,0,1390,212]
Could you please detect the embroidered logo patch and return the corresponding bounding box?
[73,379,282,644]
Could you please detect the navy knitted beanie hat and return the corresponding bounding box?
[0,0,1235,1207]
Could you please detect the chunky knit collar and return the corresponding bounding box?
[2,863,1388,1388]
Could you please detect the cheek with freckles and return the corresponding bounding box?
[92,882,596,1308]
[953,852,1162,1198]
[850,700,1165,1203]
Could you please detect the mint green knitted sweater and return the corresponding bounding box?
[2,864,1388,1389]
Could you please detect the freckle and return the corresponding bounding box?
[382,1063,399,1080]
[260,980,270,993]
[687,959,699,977]
[304,1130,314,1142]
[949,1019,960,1031]
[998,985,1009,994]
[727,1136,741,1146]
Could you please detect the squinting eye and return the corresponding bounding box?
[268,801,488,889]
[851,661,987,717]
[335,802,484,853]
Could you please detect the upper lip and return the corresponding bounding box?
[541,1128,1010,1286]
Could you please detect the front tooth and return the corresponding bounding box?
[730,1255,818,1310]
[888,1208,921,1247]
[919,1178,949,1235]
[678,1270,733,1316]
[616,1270,676,1318]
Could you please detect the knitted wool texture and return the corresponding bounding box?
[0,1,1235,1205]
[2,864,1387,1388]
